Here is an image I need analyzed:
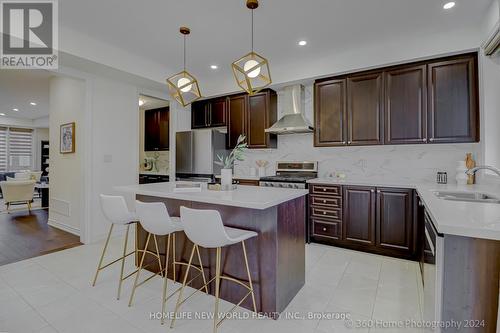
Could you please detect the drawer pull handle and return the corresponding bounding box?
[322,228,327,231]
[323,189,326,192]
[323,200,327,203]
[323,211,327,215]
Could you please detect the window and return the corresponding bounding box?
[0,127,33,172]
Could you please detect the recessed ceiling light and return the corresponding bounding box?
[138,100,145,106]
[12,108,19,111]
[298,40,307,46]
[30,102,37,106]
[443,2,455,9]
[0,113,5,116]
[210,65,218,70]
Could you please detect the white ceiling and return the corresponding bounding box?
[0,70,50,120]
[51,0,500,97]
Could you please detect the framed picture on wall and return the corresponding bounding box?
[60,122,75,154]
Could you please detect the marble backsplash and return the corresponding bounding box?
[235,136,480,184]
[233,83,480,184]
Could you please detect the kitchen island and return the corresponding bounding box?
[116,182,308,316]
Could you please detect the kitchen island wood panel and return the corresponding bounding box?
[135,194,306,317]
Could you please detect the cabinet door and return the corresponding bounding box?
[376,188,413,253]
[247,91,269,148]
[385,65,427,144]
[347,72,384,145]
[144,109,159,151]
[343,186,376,246]
[191,100,208,128]
[227,95,247,149]
[314,79,347,146]
[427,56,478,143]
[209,97,227,127]
[157,107,169,150]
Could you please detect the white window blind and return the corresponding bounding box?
[0,127,7,172]
[7,128,33,171]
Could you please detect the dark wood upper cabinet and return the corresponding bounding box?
[343,186,376,246]
[227,90,277,149]
[227,94,247,149]
[144,107,169,151]
[427,55,478,143]
[191,97,227,129]
[385,65,427,144]
[247,90,277,149]
[210,97,228,127]
[314,79,347,146]
[314,52,479,147]
[347,72,384,145]
[191,101,208,128]
[376,188,413,254]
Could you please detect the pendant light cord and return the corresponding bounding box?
[183,34,186,71]
[251,9,254,52]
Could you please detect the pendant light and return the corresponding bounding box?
[231,0,271,95]
[166,27,202,107]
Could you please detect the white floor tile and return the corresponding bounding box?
[0,239,422,333]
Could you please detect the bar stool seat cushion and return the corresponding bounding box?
[224,226,258,245]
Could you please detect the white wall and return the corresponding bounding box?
[88,77,140,241]
[48,76,85,235]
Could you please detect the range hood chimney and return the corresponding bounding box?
[265,84,313,134]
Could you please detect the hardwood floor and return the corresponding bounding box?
[0,208,81,266]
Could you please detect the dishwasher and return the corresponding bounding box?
[422,209,444,332]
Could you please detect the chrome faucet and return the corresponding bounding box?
[465,165,500,176]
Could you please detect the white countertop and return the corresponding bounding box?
[115,182,308,210]
[139,171,169,176]
[215,175,260,181]
[309,178,500,240]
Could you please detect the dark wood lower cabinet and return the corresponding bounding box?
[310,184,418,260]
[376,188,414,257]
[343,186,376,246]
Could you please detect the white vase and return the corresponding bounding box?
[455,161,468,185]
[221,168,233,187]
[258,167,266,177]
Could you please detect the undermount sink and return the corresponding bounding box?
[433,191,500,204]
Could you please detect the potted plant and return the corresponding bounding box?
[215,135,248,188]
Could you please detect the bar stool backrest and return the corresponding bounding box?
[100,194,136,225]
[180,206,230,248]
[135,200,180,236]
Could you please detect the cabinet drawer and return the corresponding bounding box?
[312,219,341,239]
[311,196,342,208]
[311,207,341,219]
[310,184,341,196]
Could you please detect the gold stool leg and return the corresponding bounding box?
[172,233,176,282]
[116,224,130,300]
[161,234,171,325]
[242,240,257,313]
[128,232,151,307]
[153,235,164,277]
[170,245,196,329]
[92,224,114,286]
[213,247,221,333]
[195,244,209,294]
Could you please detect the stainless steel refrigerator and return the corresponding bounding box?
[175,129,228,181]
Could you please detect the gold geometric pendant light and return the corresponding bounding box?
[232,0,271,95]
[166,27,202,107]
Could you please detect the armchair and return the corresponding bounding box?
[0,180,36,212]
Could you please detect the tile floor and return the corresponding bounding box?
[0,231,424,333]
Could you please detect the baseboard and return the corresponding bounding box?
[48,218,80,236]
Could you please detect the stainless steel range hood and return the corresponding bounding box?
[265,84,313,134]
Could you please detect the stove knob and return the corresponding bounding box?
[294,184,300,189]
[278,183,283,188]
[269,182,275,187]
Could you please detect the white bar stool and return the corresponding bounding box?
[171,206,258,333]
[92,194,137,300]
[130,201,209,325]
